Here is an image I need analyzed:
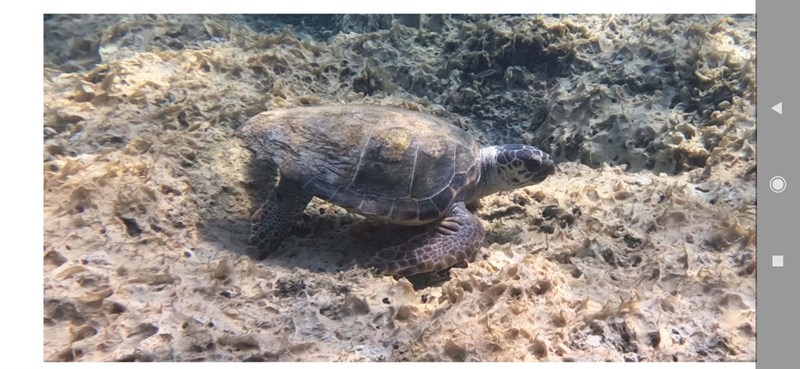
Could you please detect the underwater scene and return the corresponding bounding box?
[43,14,756,361]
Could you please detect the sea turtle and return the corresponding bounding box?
[239,105,555,277]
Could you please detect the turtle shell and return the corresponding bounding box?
[240,105,481,225]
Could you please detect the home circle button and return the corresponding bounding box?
[769,176,787,193]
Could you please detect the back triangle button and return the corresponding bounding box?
[771,102,783,115]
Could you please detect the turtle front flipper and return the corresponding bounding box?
[367,202,485,277]
[249,177,312,260]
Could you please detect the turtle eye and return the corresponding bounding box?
[512,160,522,168]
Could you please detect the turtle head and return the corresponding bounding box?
[471,144,556,200]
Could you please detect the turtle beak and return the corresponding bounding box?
[535,154,556,181]
[544,156,556,176]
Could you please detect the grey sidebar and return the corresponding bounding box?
[757,1,800,369]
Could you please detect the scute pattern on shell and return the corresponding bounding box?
[240,105,482,225]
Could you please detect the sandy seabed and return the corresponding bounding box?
[44,14,755,362]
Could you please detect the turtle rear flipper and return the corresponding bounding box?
[366,202,485,277]
[249,178,312,259]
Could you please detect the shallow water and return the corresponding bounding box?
[43,14,755,362]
